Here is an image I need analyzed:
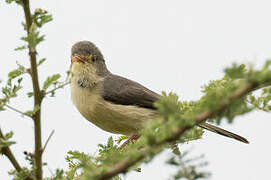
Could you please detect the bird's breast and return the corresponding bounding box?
[70,82,99,115]
[70,83,158,135]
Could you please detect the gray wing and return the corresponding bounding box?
[102,74,160,109]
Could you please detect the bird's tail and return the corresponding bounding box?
[198,122,249,144]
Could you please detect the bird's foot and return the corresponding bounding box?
[119,134,140,149]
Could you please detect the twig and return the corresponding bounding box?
[99,157,144,180]
[95,80,262,180]
[22,0,43,179]
[45,81,69,96]
[0,128,22,171]
[4,104,32,118]
[42,130,54,153]
[0,128,33,180]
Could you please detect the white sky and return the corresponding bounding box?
[1,0,271,179]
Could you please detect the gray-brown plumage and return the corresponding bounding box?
[102,74,160,109]
[70,41,249,144]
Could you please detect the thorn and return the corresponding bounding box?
[42,129,55,154]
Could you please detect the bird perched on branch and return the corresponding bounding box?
[70,41,249,145]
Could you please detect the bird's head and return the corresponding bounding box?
[71,41,108,78]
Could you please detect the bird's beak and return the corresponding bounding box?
[71,55,85,64]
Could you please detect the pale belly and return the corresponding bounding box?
[71,83,158,135]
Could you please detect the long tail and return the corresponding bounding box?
[198,122,249,144]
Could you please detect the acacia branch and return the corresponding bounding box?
[99,157,144,180]
[44,81,69,96]
[22,0,43,179]
[164,81,258,144]
[96,80,262,180]
[0,128,22,172]
[0,128,33,180]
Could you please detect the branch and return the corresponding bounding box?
[0,128,22,172]
[164,81,258,144]
[0,128,33,180]
[96,80,261,180]
[4,104,32,118]
[22,0,43,179]
[44,81,69,96]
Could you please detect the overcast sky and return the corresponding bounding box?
[1,0,271,179]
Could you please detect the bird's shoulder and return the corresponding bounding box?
[101,74,160,109]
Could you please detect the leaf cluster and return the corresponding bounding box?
[0,73,23,111]
[13,6,53,52]
[167,151,210,180]
[0,131,16,153]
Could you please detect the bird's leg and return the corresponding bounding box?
[119,134,140,149]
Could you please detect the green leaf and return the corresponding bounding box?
[14,45,27,51]
[224,63,246,79]
[116,135,128,144]
[33,8,53,27]
[0,106,5,111]
[8,69,23,80]
[8,62,26,80]
[107,136,114,148]
[5,131,14,139]
[5,0,23,5]
[0,131,16,150]
[38,58,46,66]
[171,143,181,155]
[263,60,271,70]
[24,105,40,117]
[21,22,45,50]
[0,139,16,148]
[42,74,61,91]
[27,92,34,98]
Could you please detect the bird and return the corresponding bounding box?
[69,41,249,144]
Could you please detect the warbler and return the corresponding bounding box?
[70,41,249,144]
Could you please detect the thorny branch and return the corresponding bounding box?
[0,128,33,180]
[96,80,262,180]
[0,128,22,172]
[22,0,44,179]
